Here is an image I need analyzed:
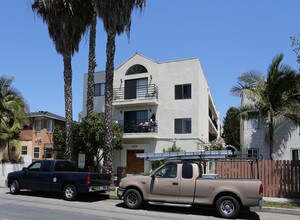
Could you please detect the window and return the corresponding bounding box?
[155,162,177,178]
[21,146,27,155]
[175,118,192,134]
[125,64,148,75]
[247,112,259,129]
[34,119,41,131]
[46,120,53,133]
[54,161,78,172]
[28,162,42,171]
[175,84,191,99]
[94,83,105,96]
[34,147,40,159]
[291,149,300,161]
[42,161,52,172]
[182,162,193,179]
[44,147,53,159]
[247,148,259,158]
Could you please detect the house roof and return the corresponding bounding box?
[30,111,65,122]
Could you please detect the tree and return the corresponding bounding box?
[32,0,93,160]
[86,0,98,117]
[97,0,146,172]
[0,76,29,161]
[222,107,241,150]
[231,53,300,159]
[53,113,123,171]
[291,35,300,66]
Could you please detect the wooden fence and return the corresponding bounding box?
[215,160,300,198]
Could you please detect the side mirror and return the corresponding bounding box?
[22,167,27,172]
[151,173,155,179]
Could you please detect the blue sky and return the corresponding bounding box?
[0,1,299,121]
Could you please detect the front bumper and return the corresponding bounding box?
[117,187,125,199]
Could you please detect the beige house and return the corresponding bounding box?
[82,53,221,173]
[240,95,300,161]
[0,111,65,162]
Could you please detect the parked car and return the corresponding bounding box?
[117,161,264,219]
[6,160,112,201]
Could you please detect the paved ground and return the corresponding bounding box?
[2,175,300,216]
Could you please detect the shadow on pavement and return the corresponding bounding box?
[6,190,111,202]
[116,202,261,219]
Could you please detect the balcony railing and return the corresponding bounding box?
[113,84,158,101]
[118,119,158,133]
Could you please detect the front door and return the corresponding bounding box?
[127,150,144,174]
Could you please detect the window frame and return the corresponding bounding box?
[21,146,28,155]
[247,148,259,159]
[175,84,192,100]
[34,147,40,159]
[94,83,105,96]
[174,118,192,134]
[46,119,53,133]
[34,118,41,132]
[291,149,300,161]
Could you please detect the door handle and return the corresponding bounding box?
[172,182,179,186]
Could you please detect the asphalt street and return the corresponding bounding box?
[0,188,300,220]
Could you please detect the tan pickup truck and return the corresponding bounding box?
[117,161,264,218]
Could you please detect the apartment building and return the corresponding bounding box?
[18,111,65,161]
[240,95,300,160]
[82,53,220,173]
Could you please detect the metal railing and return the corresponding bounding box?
[113,84,158,101]
[117,119,158,133]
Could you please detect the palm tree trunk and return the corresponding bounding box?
[86,0,97,117]
[269,117,274,160]
[63,52,73,161]
[103,30,116,173]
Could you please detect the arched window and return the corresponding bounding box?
[125,64,148,75]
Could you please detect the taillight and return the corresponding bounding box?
[86,175,91,185]
[259,183,263,196]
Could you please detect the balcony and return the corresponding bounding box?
[113,84,158,107]
[118,119,158,139]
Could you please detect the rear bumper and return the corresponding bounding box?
[88,185,109,192]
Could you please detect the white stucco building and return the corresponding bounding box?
[240,95,300,161]
[82,53,221,173]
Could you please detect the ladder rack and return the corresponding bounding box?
[136,150,262,162]
[136,150,233,161]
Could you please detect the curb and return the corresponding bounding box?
[251,206,300,216]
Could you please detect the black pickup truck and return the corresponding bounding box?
[6,160,111,201]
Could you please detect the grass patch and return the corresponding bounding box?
[265,201,300,209]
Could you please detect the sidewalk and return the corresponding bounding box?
[0,176,6,188]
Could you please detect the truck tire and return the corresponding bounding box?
[124,189,143,209]
[216,196,240,219]
[63,184,77,201]
[10,180,20,195]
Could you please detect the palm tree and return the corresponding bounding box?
[0,76,29,161]
[32,0,93,160]
[231,53,300,159]
[86,0,97,117]
[97,0,146,172]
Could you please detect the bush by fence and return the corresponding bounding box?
[215,160,300,199]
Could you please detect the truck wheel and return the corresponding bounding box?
[216,196,240,219]
[124,189,143,209]
[10,180,20,195]
[63,184,77,201]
